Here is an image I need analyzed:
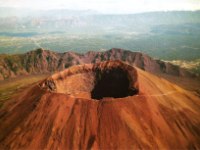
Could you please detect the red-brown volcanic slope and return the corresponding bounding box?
[0,60,200,149]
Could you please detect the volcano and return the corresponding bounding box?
[0,60,200,149]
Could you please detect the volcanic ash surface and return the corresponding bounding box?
[0,60,200,149]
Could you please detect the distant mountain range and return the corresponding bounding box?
[0,7,99,17]
[0,9,200,32]
[0,48,195,80]
[0,7,101,33]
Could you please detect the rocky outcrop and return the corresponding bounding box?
[0,48,195,80]
[0,61,200,149]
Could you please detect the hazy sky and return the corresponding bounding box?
[0,0,200,14]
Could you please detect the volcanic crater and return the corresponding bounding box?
[41,60,139,100]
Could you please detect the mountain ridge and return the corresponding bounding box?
[0,48,195,80]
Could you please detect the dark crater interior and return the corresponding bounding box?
[91,68,138,100]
